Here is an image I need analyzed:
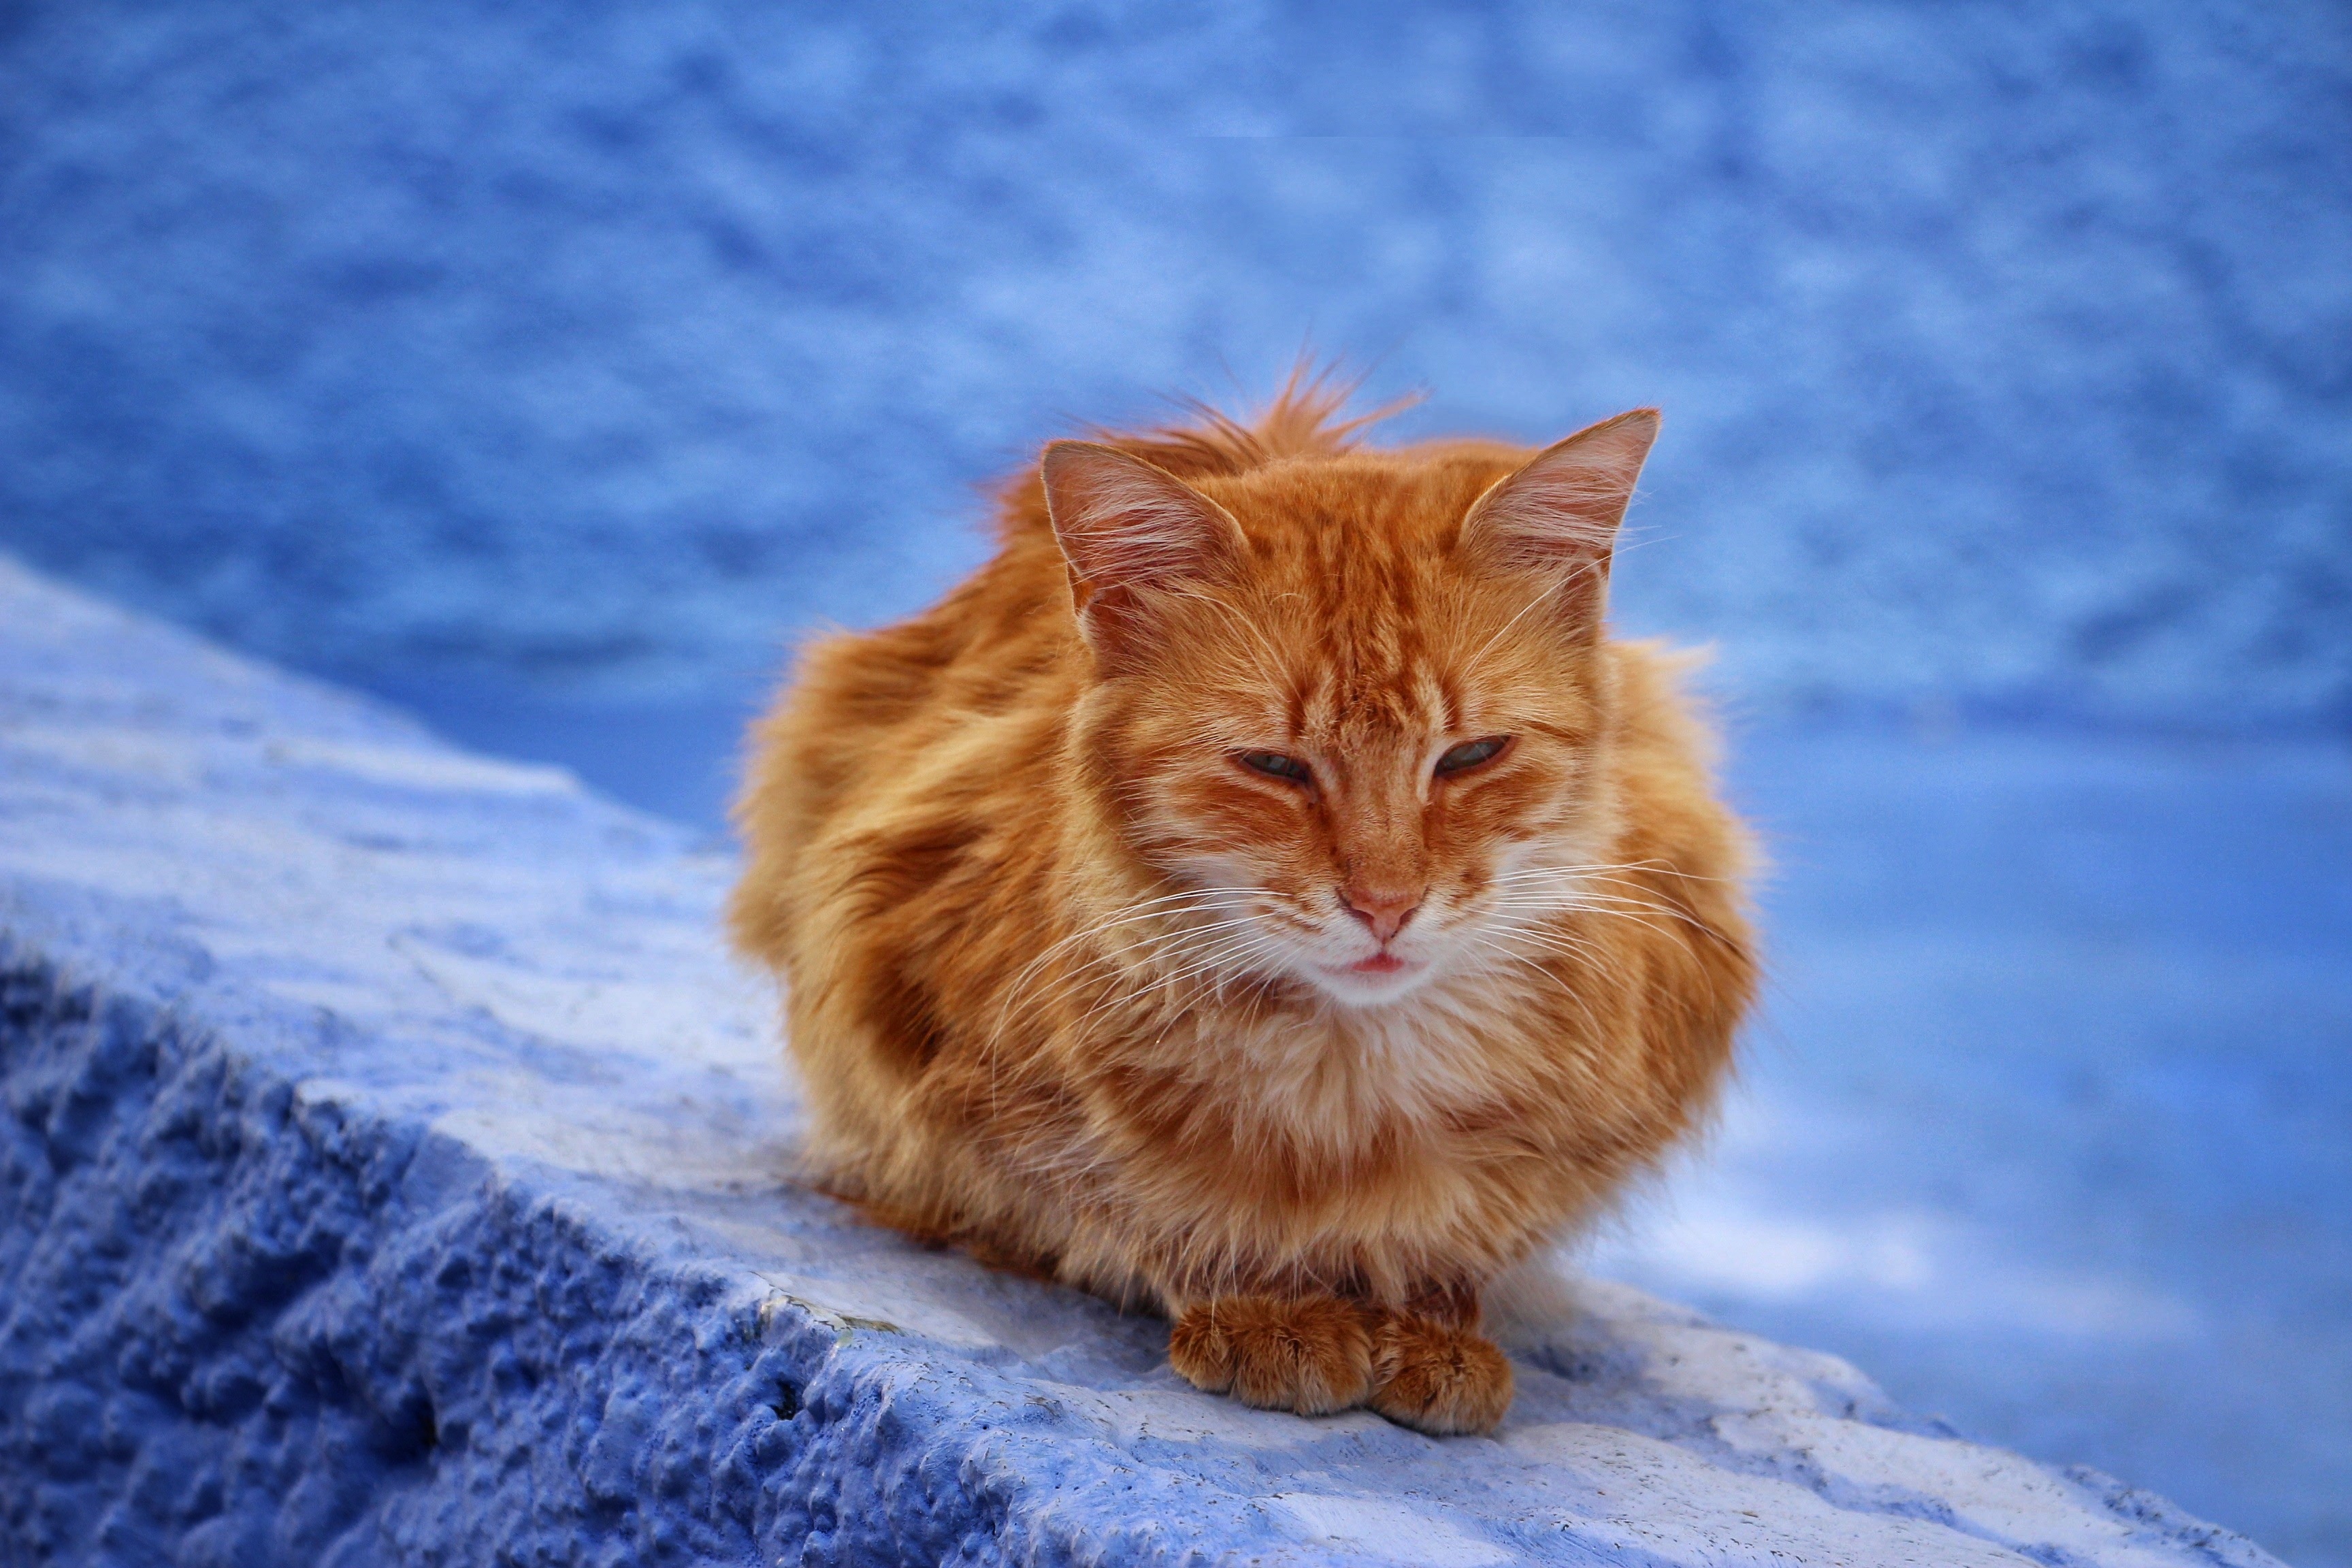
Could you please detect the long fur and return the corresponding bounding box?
[730,378,1757,1433]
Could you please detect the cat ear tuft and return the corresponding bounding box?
[1041,440,1246,659]
[1458,408,1659,615]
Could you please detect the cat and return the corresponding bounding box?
[729,374,1757,1436]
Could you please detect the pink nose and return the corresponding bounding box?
[1342,883,1422,943]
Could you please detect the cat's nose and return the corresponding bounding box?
[1341,881,1422,943]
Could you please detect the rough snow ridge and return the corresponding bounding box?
[0,553,2286,1565]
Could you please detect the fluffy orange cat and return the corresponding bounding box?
[730,377,1757,1436]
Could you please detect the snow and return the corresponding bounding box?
[0,553,2298,1564]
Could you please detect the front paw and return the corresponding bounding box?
[1368,1310,1514,1436]
[1168,1296,1373,1416]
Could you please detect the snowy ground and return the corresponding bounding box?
[392,685,2352,1567]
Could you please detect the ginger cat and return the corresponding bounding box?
[730,378,1756,1436]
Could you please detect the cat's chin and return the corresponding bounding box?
[1307,954,1440,1008]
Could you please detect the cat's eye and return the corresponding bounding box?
[1237,750,1314,786]
[1435,736,1511,777]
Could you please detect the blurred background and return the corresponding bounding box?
[2,1,2347,1559]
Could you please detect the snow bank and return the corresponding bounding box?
[0,553,2287,1565]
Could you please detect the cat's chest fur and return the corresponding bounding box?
[1207,985,1526,1147]
[1073,979,1554,1248]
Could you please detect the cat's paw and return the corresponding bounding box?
[1367,1310,1514,1436]
[1168,1296,1374,1416]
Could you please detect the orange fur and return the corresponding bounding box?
[730,374,1757,1436]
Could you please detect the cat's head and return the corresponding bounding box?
[1043,409,1657,1008]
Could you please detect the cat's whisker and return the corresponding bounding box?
[1490,857,1732,885]
[1480,924,1618,983]
[992,892,1242,1002]
[1485,897,1677,931]
[1496,903,1697,949]
[1459,565,1590,677]
[1147,928,1284,992]
[1482,875,1723,940]
[1456,932,1610,1042]
[1486,892,1689,921]
[1013,909,1283,1037]
[986,888,1267,1029]
[1160,584,1290,694]
[987,943,1229,1062]
[1490,897,1736,1015]
[1060,928,1279,1034]
[1488,930,1616,979]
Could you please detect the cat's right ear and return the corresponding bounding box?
[1040,441,1247,669]
[1458,408,1659,630]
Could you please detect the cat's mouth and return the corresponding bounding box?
[1316,948,1428,986]
[1307,946,1437,1006]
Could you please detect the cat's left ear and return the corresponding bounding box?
[1458,408,1659,623]
[1040,440,1247,669]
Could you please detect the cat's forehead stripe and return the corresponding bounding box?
[1435,670,1465,737]
[1293,661,1448,747]
[1289,676,1322,737]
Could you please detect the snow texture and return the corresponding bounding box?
[0,554,2298,1565]
[1,1,2348,725]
